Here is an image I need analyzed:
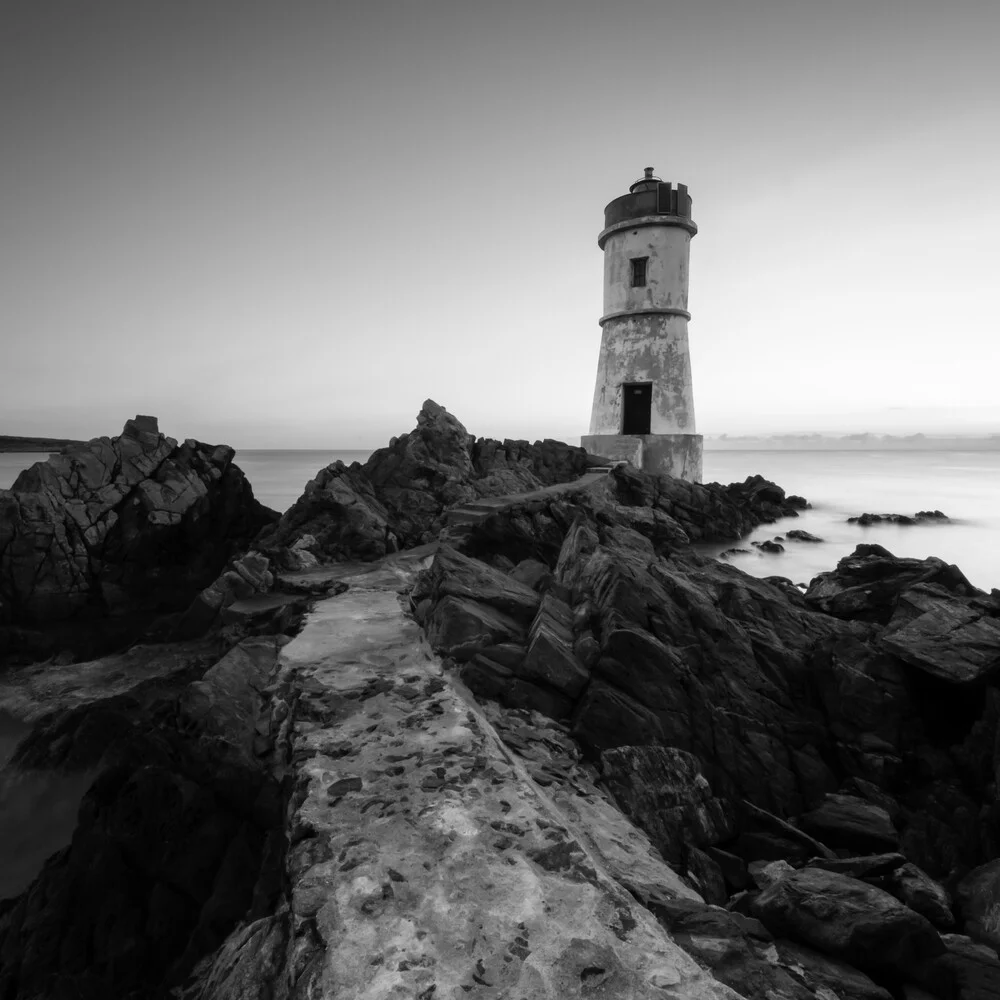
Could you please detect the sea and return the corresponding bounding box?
[2,447,999,593]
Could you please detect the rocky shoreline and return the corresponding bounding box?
[1,402,999,999]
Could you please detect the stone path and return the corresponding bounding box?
[442,470,612,528]
[207,545,743,999]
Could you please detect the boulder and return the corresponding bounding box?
[848,511,950,526]
[0,636,287,999]
[880,585,1000,683]
[955,859,1000,953]
[600,746,736,865]
[799,793,899,853]
[519,593,589,699]
[803,853,907,879]
[254,461,394,564]
[421,544,540,623]
[935,933,1000,1000]
[751,867,945,983]
[804,544,980,624]
[786,530,824,543]
[0,417,275,662]
[882,862,954,929]
[424,595,526,661]
[772,939,893,1000]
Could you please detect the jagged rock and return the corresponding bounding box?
[804,853,908,879]
[882,862,954,929]
[786,530,824,543]
[880,584,1000,683]
[738,801,836,864]
[510,557,553,591]
[751,867,945,984]
[758,539,785,553]
[799,793,899,853]
[0,636,287,999]
[519,592,589,698]
[848,511,950,526]
[935,933,1000,1000]
[771,939,893,1000]
[424,595,526,660]
[653,897,893,1000]
[749,859,796,890]
[254,461,394,563]
[706,846,752,892]
[685,845,729,905]
[0,417,274,663]
[260,402,600,563]
[421,544,540,623]
[955,859,1000,953]
[460,655,573,720]
[600,746,736,865]
[804,544,980,624]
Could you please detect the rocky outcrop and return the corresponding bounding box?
[849,511,950,525]
[6,401,1000,999]
[257,401,600,568]
[256,400,806,570]
[0,633,292,999]
[412,472,1000,996]
[804,543,982,624]
[169,555,739,1000]
[0,416,275,663]
[750,867,946,984]
[254,462,395,566]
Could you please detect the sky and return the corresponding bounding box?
[1,0,998,448]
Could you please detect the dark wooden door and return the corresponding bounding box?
[622,383,652,435]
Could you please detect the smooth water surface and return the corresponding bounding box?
[703,450,1000,592]
[0,453,49,490]
[234,449,372,512]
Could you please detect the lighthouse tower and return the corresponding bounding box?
[581,167,703,482]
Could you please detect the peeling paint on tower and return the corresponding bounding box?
[581,168,704,483]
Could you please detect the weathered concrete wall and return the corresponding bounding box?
[642,433,703,482]
[579,434,643,467]
[580,433,703,483]
[587,314,696,436]
[602,224,691,318]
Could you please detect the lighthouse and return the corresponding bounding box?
[581,167,703,482]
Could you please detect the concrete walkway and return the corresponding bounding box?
[442,470,611,527]
[225,545,741,1000]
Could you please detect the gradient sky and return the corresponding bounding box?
[2,0,998,447]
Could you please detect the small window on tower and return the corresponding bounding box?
[630,257,648,287]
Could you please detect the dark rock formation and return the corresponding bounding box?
[849,511,950,525]
[804,543,980,624]
[0,635,291,1000]
[257,401,600,567]
[786,529,824,543]
[751,867,946,984]
[257,400,809,570]
[7,400,1000,1000]
[799,793,900,853]
[0,417,275,664]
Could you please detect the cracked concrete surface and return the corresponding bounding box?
[191,549,745,999]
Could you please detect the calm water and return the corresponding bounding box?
[702,450,1000,592]
[3,448,998,590]
[234,449,372,513]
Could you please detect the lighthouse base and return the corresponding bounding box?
[581,433,703,483]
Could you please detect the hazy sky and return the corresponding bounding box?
[2,0,998,447]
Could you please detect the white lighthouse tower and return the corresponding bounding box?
[581,167,703,482]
